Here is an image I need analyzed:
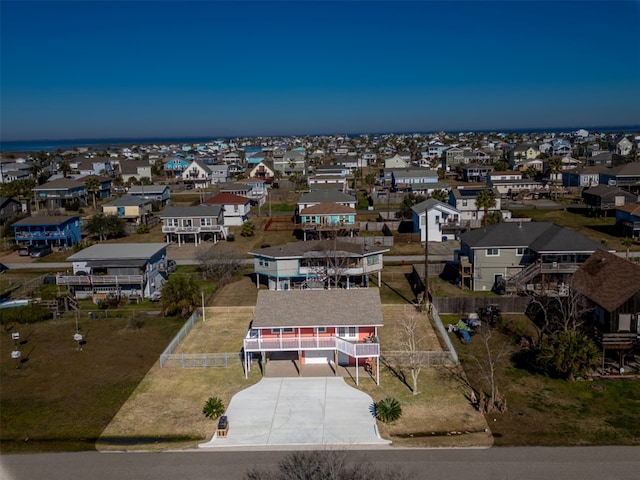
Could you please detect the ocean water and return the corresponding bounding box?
[1,126,638,153]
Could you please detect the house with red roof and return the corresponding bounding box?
[202,192,251,226]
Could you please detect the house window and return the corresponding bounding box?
[259,258,270,267]
[516,247,526,256]
[486,248,499,256]
[367,255,379,266]
[271,328,294,334]
[182,219,192,227]
[315,327,327,334]
[201,218,212,226]
[337,327,357,339]
[167,218,178,227]
[462,200,468,207]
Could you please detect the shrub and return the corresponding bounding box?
[375,397,402,423]
[203,396,225,421]
[0,305,53,325]
[136,224,150,234]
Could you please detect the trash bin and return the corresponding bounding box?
[217,415,229,437]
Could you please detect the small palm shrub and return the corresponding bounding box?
[375,397,402,423]
[202,396,225,421]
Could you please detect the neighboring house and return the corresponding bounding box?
[461,164,493,183]
[314,165,347,177]
[570,249,640,359]
[248,239,389,291]
[248,160,275,182]
[615,203,640,239]
[181,159,214,188]
[389,168,439,191]
[562,165,603,188]
[448,187,502,224]
[411,198,461,243]
[33,178,87,210]
[209,164,230,184]
[611,136,634,156]
[512,157,544,173]
[163,156,190,178]
[56,243,169,300]
[384,154,409,169]
[202,192,251,226]
[119,160,152,184]
[102,194,152,225]
[488,173,546,198]
[128,185,171,207]
[599,162,640,193]
[13,215,82,248]
[297,190,357,211]
[235,179,268,206]
[160,205,226,245]
[0,197,22,225]
[307,175,347,192]
[582,185,638,214]
[459,221,609,292]
[298,203,357,240]
[77,175,113,200]
[273,150,305,175]
[441,147,465,171]
[243,289,383,384]
[510,144,540,163]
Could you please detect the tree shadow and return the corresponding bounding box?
[381,280,415,305]
[380,356,413,393]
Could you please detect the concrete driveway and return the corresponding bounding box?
[199,377,390,448]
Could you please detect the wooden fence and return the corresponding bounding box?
[431,296,531,315]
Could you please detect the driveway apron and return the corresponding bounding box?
[199,377,390,448]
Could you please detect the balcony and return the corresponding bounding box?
[56,275,144,286]
[244,334,379,358]
[162,225,223,234]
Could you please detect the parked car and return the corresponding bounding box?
[30,245,53,258]
[18,245,34,256]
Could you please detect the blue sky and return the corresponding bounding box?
[1,0,639,141]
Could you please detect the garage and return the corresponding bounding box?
[304,350,333,365]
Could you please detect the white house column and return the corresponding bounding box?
[256,273,260,289]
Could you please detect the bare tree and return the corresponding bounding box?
[196,245,242,281]
[245,450,411,480]
[465,324,512,413]
[526,287,592,343]
[397,309,426,395]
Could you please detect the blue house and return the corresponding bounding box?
[13,215,82,248]
[299,202,357,240]
[163,157,191,178]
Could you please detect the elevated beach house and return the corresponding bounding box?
[243,289,383,385]
[249,239,388,291]
[160,205,226,245]
[13,215,82,249]
[56,243,169,300]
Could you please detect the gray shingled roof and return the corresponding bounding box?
[160,205,223,218]
[103,194,150,207]
[67,243,167,261]
[297,190,355,204]
[248,240,388,259]
[252,289,383,328]
[13,215,79,226]
[460,222,607,253]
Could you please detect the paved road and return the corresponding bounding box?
[2,447,639,480]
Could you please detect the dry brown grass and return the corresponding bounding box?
[174,306,254,353]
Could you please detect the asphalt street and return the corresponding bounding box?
[2,446,639,480]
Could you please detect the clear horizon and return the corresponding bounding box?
[1,1,639,142]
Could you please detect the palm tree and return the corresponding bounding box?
[58,159,72,178]
[85,177,101,210]
[431,189,448,203]
[202,397,225,421]
[476,189,497,226]
[375,397,402,423]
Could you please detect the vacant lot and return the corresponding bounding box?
[0,314,183,453]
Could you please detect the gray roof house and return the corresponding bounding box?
[160,205,226,245]
[459,221,609,293]
[56,243,170,300]
[248,239,389,291]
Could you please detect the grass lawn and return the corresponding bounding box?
[447,314,640,446]
[0,314,183,453]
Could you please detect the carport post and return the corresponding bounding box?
[244,351,248,379]
[376,357,379,385]
[355,358,359,386]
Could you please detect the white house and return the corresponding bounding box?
[411,198,461,243]
[202,192,251,226]
[181,159,213,188]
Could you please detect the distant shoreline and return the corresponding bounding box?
[2,125,639,153]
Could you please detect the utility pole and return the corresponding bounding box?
[423,205,429,306]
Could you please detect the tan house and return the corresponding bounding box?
[102,194,152,225]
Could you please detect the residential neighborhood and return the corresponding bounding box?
[1,128,640,456]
